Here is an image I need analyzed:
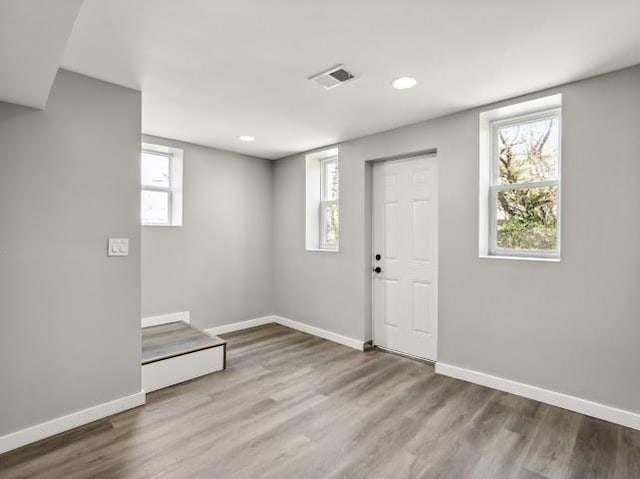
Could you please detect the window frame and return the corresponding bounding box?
[319,155,339,250]
[488,108,562,259]
[141,149,173,226]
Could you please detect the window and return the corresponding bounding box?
[305,148,339,251]
[320,156,339,249]
[141,144,183,226]
[479,95,561,260]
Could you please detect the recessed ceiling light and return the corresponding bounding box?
[392,76,417,90]
[239,135,255,142]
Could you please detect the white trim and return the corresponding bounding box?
[0,391,146,454]
[141,311,190,328]
[205,315,364,351]
[479,254,560,263]
[142,346,225,393]
[435,362,640,431]
[273,316,364,351]
[205,315,276,335]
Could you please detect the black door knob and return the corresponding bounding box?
[375,254,381,261]
[373,266,382,273]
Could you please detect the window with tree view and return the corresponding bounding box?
[490,111,560,257]
[320,157,339,249]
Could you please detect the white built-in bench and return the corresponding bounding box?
[142,321,226,392]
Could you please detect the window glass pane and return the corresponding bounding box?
[321,202,339,247]
[497,117,559,184]
[323,159,339,201]
[142,151,170,187]
[495,186,558,251]
[142,190,170,224]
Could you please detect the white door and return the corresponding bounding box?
[372,156,438,360]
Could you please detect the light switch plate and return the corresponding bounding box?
[108,238,129,257]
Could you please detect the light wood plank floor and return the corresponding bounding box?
[1,324,639,478]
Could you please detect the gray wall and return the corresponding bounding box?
[142,136,273,330]
[0,70,142,435]
[273,65,640,414]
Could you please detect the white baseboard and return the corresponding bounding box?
[205,315,364,351]
[205,315,276,335]
[142,311,190,328]
[435,362,640,431]
[272,316,364,351]
[0,391,146,454]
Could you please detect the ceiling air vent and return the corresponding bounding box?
[309,65,357,90]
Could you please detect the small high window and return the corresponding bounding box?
[319,156,339,249]
[306,148,339,251]
[141,144,183,226]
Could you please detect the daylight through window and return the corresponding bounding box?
[320,157,339,249]
[305,148,339,251]
[141,145,183,226]
[489,110,561,257]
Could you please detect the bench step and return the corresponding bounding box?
[142,322,226,392]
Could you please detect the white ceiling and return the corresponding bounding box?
[59,1,640,158]
[0,0,83,109]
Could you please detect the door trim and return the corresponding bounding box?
[370,154,438,361]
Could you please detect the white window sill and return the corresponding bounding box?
[306,248,340,253]
[479,254,560,263]
[142,224,182,227]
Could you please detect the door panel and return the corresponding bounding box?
[384,202,400,259]
[372,156,438,360]
[411,200,432,261]
[411,280,431,335]
[384,279,401,327]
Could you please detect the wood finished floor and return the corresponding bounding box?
[1,324,639,479]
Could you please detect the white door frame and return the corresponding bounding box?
[370,155,439,361]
